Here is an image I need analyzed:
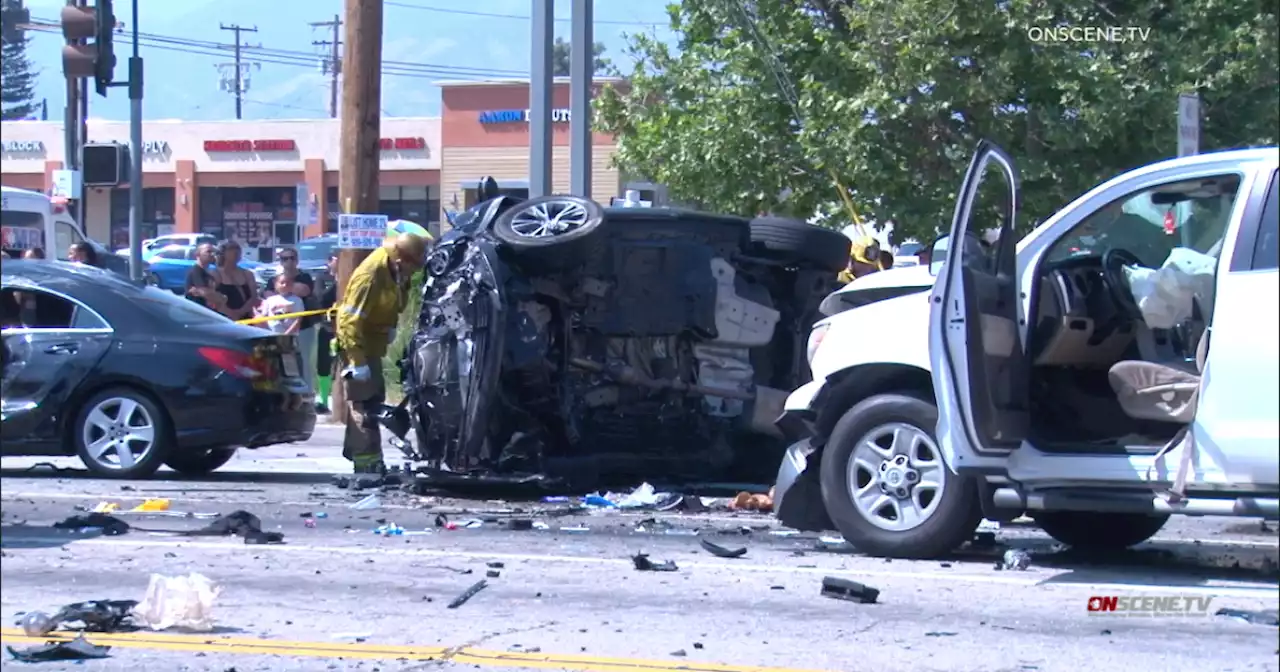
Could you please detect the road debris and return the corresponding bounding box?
[971,531,997,548]
[486,570,501,578]
[129,499,171,512]
[189,511,284,545]
[447,580,489,609]
[1216,608,1280,626]
[350,494,381,510]
[997,549,1032,571]
[133,573,221,632]
[632,553,679,572]
[52,513,130,536]
[729,489,774,512]
[820,576,880,604]
[815,535,854,552]
[699,539,748,558]
[507,518,534,530]
[7,635,111,663]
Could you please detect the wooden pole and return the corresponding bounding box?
[331,0,383,426]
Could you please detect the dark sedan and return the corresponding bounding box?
[1,260,316,478]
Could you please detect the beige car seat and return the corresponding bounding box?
[1106,330,1209,500]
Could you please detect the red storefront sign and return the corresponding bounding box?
[379,137,425,150]
[203,139,297,152]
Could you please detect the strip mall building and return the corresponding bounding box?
[0,78,661,249]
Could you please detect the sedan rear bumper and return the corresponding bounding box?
[172,385,316,449]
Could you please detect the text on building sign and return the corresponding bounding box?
[1087,595,1214,616]
[203,139,298,152]
[2,140,44,153]
[379,137,426,150]
[477,108,571,124]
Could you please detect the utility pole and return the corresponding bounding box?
[309,14,342,119]
[331,0,384,424]
[218,23,258,119]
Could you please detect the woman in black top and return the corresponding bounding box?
[314,253,339,412]
[211,240,258,320]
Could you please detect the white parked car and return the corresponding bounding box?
[774,142,1279,558]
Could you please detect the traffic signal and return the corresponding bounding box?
[82,143,129,187]
[60,0,116,97]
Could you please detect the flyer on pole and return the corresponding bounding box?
[337,214,388,249]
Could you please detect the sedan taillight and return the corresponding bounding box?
[198,347,273,379]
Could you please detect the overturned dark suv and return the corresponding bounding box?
[393,192,851,488]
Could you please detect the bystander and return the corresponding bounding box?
[67,242,99,267]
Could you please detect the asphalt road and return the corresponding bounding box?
[2,426,1278,672]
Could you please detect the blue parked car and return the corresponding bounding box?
[146,244,263,293]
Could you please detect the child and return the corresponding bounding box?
[257,274,304,335]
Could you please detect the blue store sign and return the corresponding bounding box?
[478,108,572,124]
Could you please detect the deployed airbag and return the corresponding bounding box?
[1123,248,1216,329]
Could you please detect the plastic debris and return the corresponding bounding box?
[632,553,679,572]
[699,539,748,558]
[532,521,550,530]
[130,499,171,512]
[7,635,111,662]
[614,483,662,509]
[816,535,854,552]
[188,511,283,545]
[541,496,572,503]
[374,523,404,536]
[971,531,997,548]
[1216,608,1280,626]
[998,549,1032,571]
[350,494,381,510]
[560,525,589,533]
[582,495,616,508]
[486,570,501,578]
[768,529,800,537]
[133,573,220,632]
[820,576,879,604]
[303,518,317,528]
[91,501,119,514]
[447,580,489,609]
[52,513,130,536]
[507,518,534,531]
[315,512,329,519]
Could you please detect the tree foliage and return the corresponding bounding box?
[596,0,1278,241]
[0,0,38,121]
[552,36,616,77]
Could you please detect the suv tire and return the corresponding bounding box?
[748,217,852,272]
[819,393,982,559]
[1033,511,1169,551]
[492,195,606,271]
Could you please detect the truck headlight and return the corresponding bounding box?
[806,323,829,365]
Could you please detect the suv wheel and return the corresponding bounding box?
[1033,511,1169,551]
[819,393,982,559]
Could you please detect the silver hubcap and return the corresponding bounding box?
[82,397,157,471]
[509,200,589,238]
[847,422,946,532]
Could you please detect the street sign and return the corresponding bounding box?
[337,214,388,249]
[50,170,82,199]
[1177,93,1200,157]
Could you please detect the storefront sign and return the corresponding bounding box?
[477,108,571,124]
[2,140,45,153]
[379,137,426,150]
[106,140,170,155]
[203,139,297,152]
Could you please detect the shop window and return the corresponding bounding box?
[109,188,174,249]
[197,187,299,261]
[463,188,527,209]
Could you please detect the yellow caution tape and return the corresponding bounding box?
[236,307,337,327]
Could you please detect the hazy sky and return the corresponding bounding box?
[18,0,675,121]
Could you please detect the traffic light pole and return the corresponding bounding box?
[126,0,143,281]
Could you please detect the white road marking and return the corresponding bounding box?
[60,538,1278,600]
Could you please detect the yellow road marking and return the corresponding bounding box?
[0,628,832,672]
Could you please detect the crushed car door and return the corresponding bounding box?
[928,140,1029,473]
[2,329,111,447]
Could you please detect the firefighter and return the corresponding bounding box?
[335,232,430,481]
[837,237,884,284]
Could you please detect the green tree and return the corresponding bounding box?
[596,0,1278,242]
[551,36,616,77]
[0,0,38,121]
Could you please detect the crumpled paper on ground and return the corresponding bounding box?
[132,573,221,632]
[1122,248,1217,329]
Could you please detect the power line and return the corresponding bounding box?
[384,1,665,27]
[24,17,529,79]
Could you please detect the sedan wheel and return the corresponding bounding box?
[74,388,170,478]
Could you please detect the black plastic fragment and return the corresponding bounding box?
[188,511,284,545]
[699,539,747,558]
[447,580,489,609]
[8,635,111,662]
[820,576,879,604]
[49,600,139,632]
[632,553,678,572]
[52,513,130,536]
[507,518,533,531]
[486,570,501,578]
[434,514,449,528]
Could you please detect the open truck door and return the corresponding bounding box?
[928,140,1028,474]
